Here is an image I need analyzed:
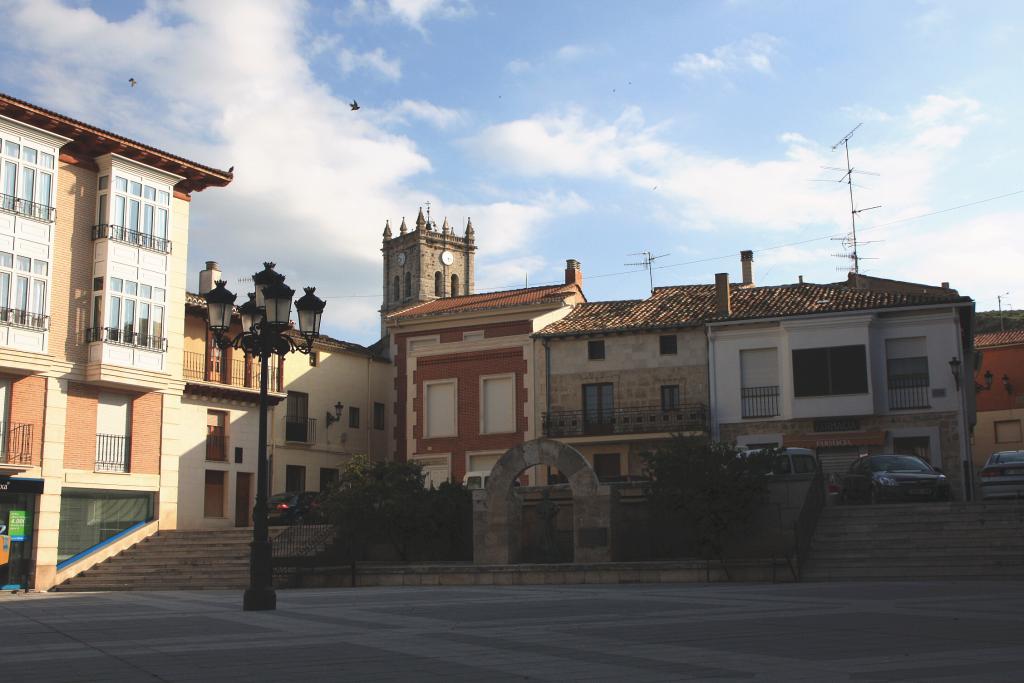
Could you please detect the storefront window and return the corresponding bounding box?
[57,489,155,564]
[1,479,40,589]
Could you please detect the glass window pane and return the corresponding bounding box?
[40,152,54,169]
[3,161,16,204]
[32,260,47,275]
[153,306,164,339]
[129,181,142,196]
[93,294,102,327]
[0,272,9,309]
[98,175,109,191]
[16,256,30,272]
[4,141,19,158]
[156,208,167,239]
[128,199,140,230]
[138,302,150,336]
[108,296,121,328]
[113,195,126,227]
[19,167,34,201]
[31,279,45,314]
[140,284,152,299]
[57,490,155,563]
[38,172,52,208]
[115,176,128,192]
[98,194,107,224]
[23,147,37,164]
[123,299,135,336]
[0,251,12,267]
[15,275,28,310]
[110,278,123,292]
[153,287,165,302]
[125,281,138,296]
[157,190,169,205]
[143,204,154,235]
[143,186,156,201]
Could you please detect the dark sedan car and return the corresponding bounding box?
[267,491,323,526]
[841,454,951,504]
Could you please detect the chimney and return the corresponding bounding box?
[798,275,804,284]
[740,250,754,286]
[715,272,731,315]
[941,282,950,289]
[199,260,221,294]
[564,259,582,287]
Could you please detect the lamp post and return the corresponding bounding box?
[205,262,326,611]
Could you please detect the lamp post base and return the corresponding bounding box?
[243,586,277,611]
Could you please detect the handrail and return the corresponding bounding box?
[91,223,172,254]
[741,385,780,418]
[285,417,316,443]
[0,422,34,465]
[0,192,54,222]
[95,433,130,473]
[85,326,168,352]
[887,373,930,410]
[0,307,48,331]
[791,463,825,581]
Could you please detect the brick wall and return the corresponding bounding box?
[51,161,97,365]
[64,382,99,471]
[414,347,528,482]
[130,392,162,474]
[6,374,46,466]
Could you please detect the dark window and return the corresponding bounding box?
[320,467,338,491]
[587,339,605,360]
[373,402,385,430]
[349,406,360,428]
[285,464,306,492]
[659,334,677,355]
[660,384,680,410]
[593,453,621,481]
[309,351,318,367]
[792,345,868,397]
[886,356,930,409]
[234,446,243,464]
[93,276,104,291]
[434,271,443,297]
[285,391,310,442]
[451,273,459,297]
[404,272,411,298]
[792,454,817,474]
[892,436,931,462]
[583,382,614,424]
[392,276,400,302]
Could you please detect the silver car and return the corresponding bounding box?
[979,450,1024,500]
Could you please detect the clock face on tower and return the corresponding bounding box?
[397,252,407,266]
[441,251,454,266]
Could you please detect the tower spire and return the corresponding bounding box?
[399,217,407,234]
[415,207,426,230]
[383,219,392,240]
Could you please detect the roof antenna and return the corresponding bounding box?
[825,124,881,281]
[998,292,1011,331]
[626,250,669,294]
[424,200,432,226]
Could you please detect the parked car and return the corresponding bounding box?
[740,447,819,477]
[463,471,490,490]
[978,450,1024,500]
[267,491,323,525]
[840,454,950,504]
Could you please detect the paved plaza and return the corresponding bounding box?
[2,581,1024,681]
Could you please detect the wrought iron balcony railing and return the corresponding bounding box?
[95,433,130,473]
[0,422,34,465]
[85,326,168,352]
[0,192,55,222]
[206,431,228,462]
[91,223,172,254]
[542,404,707,438]
[888,373,930,410]
[183,350,281,392]
[741,385,780,419]
[0,307,48,331]
[285,417,316,444]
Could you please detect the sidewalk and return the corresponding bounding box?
[1,581,1023,681]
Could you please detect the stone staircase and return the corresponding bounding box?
[55,528,260,592]
[802,501,1024,581]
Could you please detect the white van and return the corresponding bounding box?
[463,471,490,490]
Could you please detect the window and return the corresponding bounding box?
[893,436,931,462]
[792,345,868,397]
[285,391,311,442]
[392,276,400,302]
[434,271,443,297]
[886,337,929,410]
[99,277,165,349]
[204,471,226,517]
[660,384,680,410]
[373,402,385,430]
[451,273,459,297]
[95,392,131,473]
[206,411,227,462]
[57,489,155,562]
[97,173,171,251]
[320,467,339,491]
[349,406,360,428]
[0,251,48,329]
[792,453,817,474]
[582,382,614,432]
[995,420,1023,444]
[740,348,780,418]
[481,374,516,434]
[234,446,244,464]
[593,453,621,482]
[587,339,605,360]
[659,334,677,355]
[309,351,318,367]
[285,465,306,492]
[404,272,412,298]
[424,380,457,438]
[0,137,55,220]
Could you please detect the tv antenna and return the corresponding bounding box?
[625,250,669,294]
[998,292,1011,331]
[826,123,881,277]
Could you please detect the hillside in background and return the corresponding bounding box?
[976,309,1024,334]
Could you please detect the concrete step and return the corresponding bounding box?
[802,565,1024,581]
[812,533,1023,546]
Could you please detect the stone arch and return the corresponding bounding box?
[473,438,611,565]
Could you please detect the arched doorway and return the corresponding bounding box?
[473,438,611,564]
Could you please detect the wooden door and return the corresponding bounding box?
[235,472,252,527]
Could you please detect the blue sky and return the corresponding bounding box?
[1,0,1021,343]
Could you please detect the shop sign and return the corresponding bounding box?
[0,477,45,494]
[8,510,26,542]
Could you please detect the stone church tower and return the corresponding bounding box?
[380,207,476,325]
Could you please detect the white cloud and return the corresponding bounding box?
[908,94,982,126]
[344,0,473,30]
[506,59,531,74]
[339,47,402,80]
[673,34,779,78]
[555,44,588,61]
[381,99,464,128]
[840,104,893,123]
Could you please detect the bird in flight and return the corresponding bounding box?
[128,78,137,88]
[350,100,360,111]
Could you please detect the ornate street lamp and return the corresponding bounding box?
[204,262,326,611]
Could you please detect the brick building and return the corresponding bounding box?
[0,93,231,589]
[972,330,1024,467]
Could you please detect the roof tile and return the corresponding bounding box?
[975,330,1024,348]
[387,284,581,321]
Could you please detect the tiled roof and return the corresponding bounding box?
[386,284,581,321]
[0,92,232,193]
[975,330,1024,348]
[538,281,969,337]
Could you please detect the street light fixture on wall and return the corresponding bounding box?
[325,401,344,427]
[948,357,962,391]
[204,262,326,612]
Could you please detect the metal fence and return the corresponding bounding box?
[887,374,930,410]
[0,307,48,331]
[543,404,707,437]
[85,326,168,351]
[95,433,130,472]
[91,223,172,254]
[741,385,780,418]
[206,431,227,462]
[285,417,316,443]
[0,192,55,221]
[0,422,34,465]
[182,350,280,391]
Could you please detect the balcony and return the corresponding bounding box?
[183,351,281,393]
[0,192,54,222]
[888,374,930,410]
[0,307,48,331]
[92,223,172,254]
[0,422,34,466]
[86,326,168,352]
[95,433,130,473]
[741,385,780,419]
[543,404,707,438]
[285,417,316,444]
[206,430,228,462]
